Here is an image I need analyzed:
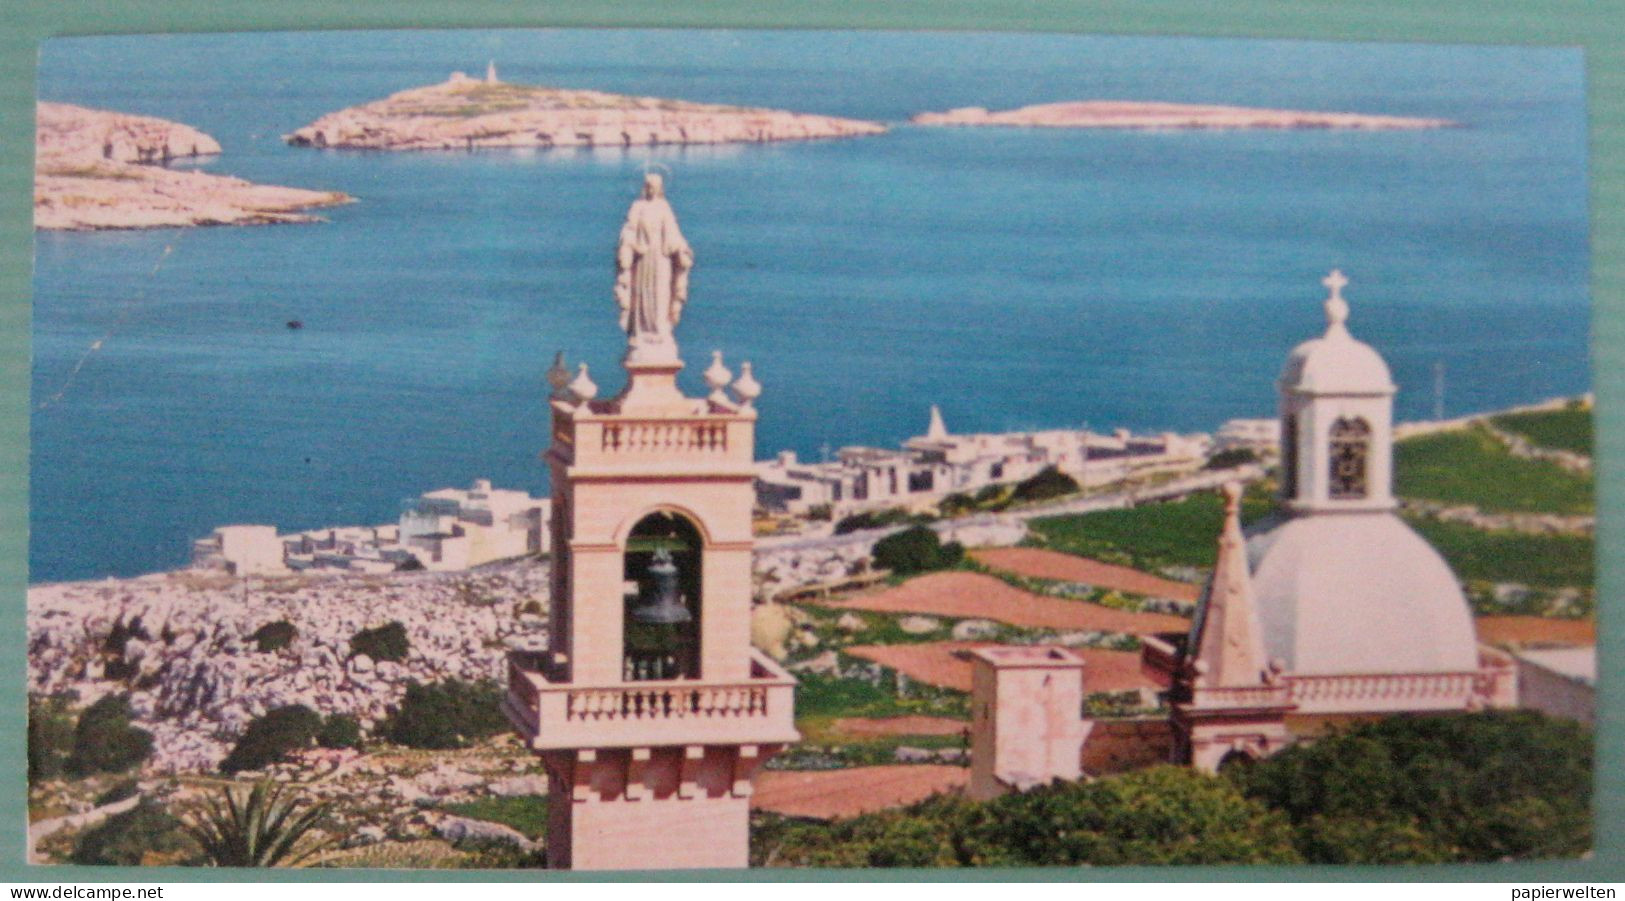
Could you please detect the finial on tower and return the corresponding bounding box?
[547,350,571,397]
[1322,269,1350,332]
[704,350,734,405]
[486,60,499,84]
[568,362,598,402]
[732,362,761,407]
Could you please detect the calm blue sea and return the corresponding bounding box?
[31,30,1589,583]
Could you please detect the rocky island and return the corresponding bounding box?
[35,102,352,230]
[912,100,1455,130]
[284,69,886,151]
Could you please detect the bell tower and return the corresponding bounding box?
[1277,270,1398,515]
[505,176,798,871]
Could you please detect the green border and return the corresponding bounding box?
[2,0,1621,883]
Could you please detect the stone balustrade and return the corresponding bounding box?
[600,420,728,454]
[505,648,799,750]
[1287,670,1487,713]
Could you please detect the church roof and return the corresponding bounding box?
[1245,512,1480,676]
[1278,270,1395,395]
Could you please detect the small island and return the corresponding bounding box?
[912,100,1455,131]
[35,102,353,231]
[284,68,887,152]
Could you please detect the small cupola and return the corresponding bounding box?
[1277,271,1397,514]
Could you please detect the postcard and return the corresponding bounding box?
[25,28,1593,871]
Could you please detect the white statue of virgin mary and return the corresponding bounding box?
[614,173,694,362]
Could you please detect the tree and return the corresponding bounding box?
[1009,466,1079,503]
[871,525,963,576]
[68,694,153,776]
[349,621,410,662]
[250,621,297,653]
[316,714,363,750]
[27,694,75,781]
[1230,711,1592,862]
[1204,447,1259,470]
[71,800,195,866]
[758,766,1300,868]
[383,680,508,750]
[220,705,322,774]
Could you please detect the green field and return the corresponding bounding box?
[1393,426,1593,515]
[1026,486,1274,572]
[1403,516,1593,588]
[440,795,550,840]
[1491,406,1593,456]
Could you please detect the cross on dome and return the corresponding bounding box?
[1321,268,1350,332]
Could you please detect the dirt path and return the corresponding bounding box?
[819,571,1188,634]
[753,765,968,820]
[843,640,1154,694]
[971,547,1200,601]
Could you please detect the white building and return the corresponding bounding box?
[191,525,288,576]
[1214,418,1279,455]
[755,404,1208,516]
[192,479,547,575]
[398,479,547,571]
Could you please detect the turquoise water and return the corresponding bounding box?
[31,30,1589,582]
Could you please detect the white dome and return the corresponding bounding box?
[1246,513,1479,676]
[1278,271,1395,395]
[1279,328,1394,394]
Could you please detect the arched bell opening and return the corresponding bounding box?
[622,511,703,681]
[1327,416,1372,500]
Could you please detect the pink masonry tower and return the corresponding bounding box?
[504,174,799,870]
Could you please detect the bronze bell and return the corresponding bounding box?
[631,548,692,624]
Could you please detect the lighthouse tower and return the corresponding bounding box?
[504,175,798,870]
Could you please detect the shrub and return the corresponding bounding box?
[94,779,142,808]
[250,620,297,653]
[220,705,322,774]
[316,714,363,750]
[1231,711,1592,862]
[27,694,75,781]
[1009,466,1080,503]
[71,800,195,866]
[384,680,508,750]
[834,507,930,536]
[182,781,334,867]
[871,525,964,576]
[68,694,153,776]
[350,621,409,662]
[1204,447,1259,470]
[757,766,1299,868]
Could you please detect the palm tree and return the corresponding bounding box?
[182,780,334,867]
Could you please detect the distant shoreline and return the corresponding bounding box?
[284,71,886,152]
[35,101,353,231]
[912,100,1456,131]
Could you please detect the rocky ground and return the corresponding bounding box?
[284,72,886,151]
[912,100,1455,130]
[35,101,352,230]
[27,561,550,773]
